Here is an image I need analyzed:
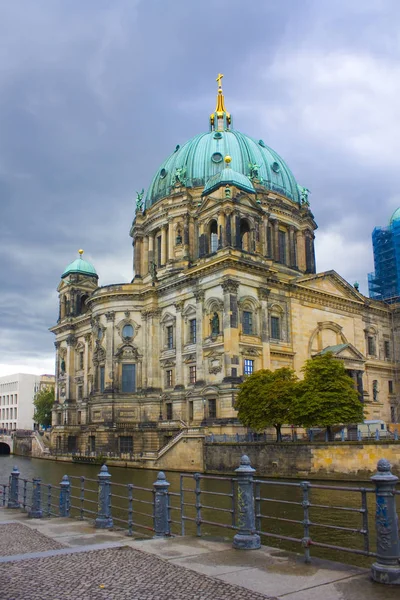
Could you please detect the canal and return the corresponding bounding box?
[0,455,381,568]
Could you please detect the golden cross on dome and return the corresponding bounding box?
[216,73,224,89]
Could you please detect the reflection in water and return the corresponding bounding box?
[0,455,380,568]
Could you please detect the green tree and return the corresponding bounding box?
[293,352,364,440]
[236,367,298,441]
[33,386,55,428]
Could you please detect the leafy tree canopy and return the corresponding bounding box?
[293,352,364,435]
[33,386,55,428]
[236,367,298,441]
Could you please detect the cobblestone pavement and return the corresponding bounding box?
[0,546,275,600]
[0,523,64,557]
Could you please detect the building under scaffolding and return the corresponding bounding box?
[369,208,400,302]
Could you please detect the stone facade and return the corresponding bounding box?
[49,81,400,458]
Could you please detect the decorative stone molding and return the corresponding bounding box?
[184,353,196,363]
[193,289,205,302]
[222,279,239,294]
[258,288,270,301]
[66,335,76,347]
[105,311,115,322]
[175,301,185,313]
[116,316,140,341]
[240,347,262,357]
[115,343,141,361]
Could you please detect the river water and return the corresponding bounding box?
[0,455,380,568]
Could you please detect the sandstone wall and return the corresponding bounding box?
[204,442,400,479]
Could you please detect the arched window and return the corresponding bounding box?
[80,294,89,315]
[240,219,251,251]
[209,220,218,253]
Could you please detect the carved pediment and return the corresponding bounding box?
[315,343,365,363]
[115,343,140,360]
[294,271,365,303]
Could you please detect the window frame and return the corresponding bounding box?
[270,315,281,340]
[242,310,253,335]
[166,325,174,349]
[244,359,254,376]
[165,369,173,388]
[189,365,197,384]
[189,319,197,344]
[121,363,136,393]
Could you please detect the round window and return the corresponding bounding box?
[122,324,134,338]
[160,168,167,179]
[211,152,223,163]
[97,328,103,340]
[214,132,222,139]
[271,162,280,173]
[259,139,266,147]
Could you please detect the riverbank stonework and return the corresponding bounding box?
[204,442,400,478]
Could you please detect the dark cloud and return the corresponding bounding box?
[1,0,399,372]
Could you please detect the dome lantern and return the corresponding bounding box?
[61,250,98,279]
[210,73,231,132]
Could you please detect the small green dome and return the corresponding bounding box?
[145,129,300,209]
[203,167,255,196]
[390,207,400,225]
[62,255,98,279]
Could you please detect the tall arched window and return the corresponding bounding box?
[209,220,218,253]
[240,219,251,251]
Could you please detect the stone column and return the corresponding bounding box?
[168,221,174,261]
[134,235,143,278]
[54,341,60,402]
[146,310,161,388]
[258,288,271,369]
[148,233,154,267]
[271,218,279,261]
[84,334,91,398]
[142,311,149,389]
[66,335,76,400]
[194,290,205,383]
[161,225,167,266]
[217,211,225,249]
[174,302,184,388]
[225,211,232,246]
[296,230,306,271]
[143,236,149,275]
[289,226,297,268]
[104,311,115,391]
[222,279,239,377]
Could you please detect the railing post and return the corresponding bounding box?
[59,475,70,517]
[153,471,170,537]
[233,455,261,550]
[29,478,43,519]
[95,464,113,529]
[7,466,20,509]
[371,458,400,585]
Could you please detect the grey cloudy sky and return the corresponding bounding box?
[1,0,400,375]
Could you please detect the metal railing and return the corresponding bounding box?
[206,429,400,443]
[1,457,399,584]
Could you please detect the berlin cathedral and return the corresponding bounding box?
[50,76,399,458]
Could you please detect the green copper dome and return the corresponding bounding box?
[62,255,98,279]
[203,166,255,196]
[145,129,300,209]
[390,207,400,225]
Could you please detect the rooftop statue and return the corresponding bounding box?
[136,188,145,212]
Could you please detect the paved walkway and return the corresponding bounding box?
[0,509,398,600]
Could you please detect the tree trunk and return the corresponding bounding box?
[275,424,282,442]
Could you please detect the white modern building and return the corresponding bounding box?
[0,373,55,431]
